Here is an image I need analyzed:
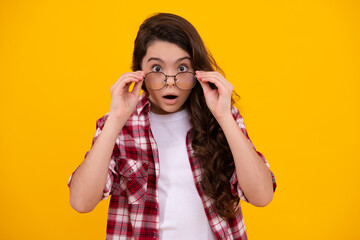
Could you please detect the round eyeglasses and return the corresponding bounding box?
[144,71,197,91]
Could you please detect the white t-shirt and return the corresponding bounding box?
[150,109,217,240]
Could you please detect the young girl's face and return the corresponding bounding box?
[141,40,194,115]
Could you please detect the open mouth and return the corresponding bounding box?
[163,95,178,99]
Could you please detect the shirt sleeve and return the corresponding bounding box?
[67,114,119,200]
[229,107,277,202]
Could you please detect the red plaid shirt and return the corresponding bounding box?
[68,93,276,240]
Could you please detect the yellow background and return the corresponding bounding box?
[1,0,359,239]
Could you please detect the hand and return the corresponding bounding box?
[196,71,233,121]
[109,71,145,120]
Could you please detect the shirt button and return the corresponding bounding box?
[129,168,134,174]
[208,208,214,213]
[220,234,226,239]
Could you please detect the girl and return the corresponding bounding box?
[68,13,276,240]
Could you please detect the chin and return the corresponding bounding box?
[152,105,184,115]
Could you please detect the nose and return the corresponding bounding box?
[165,75,176,88]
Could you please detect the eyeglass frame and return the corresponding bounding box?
[143,71,197,91]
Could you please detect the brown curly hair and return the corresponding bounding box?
[132,13,240,219]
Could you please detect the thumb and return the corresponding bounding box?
[131,80,144,97]
[198,78,212,95]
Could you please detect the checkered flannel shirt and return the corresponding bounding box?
[68,93,276,240]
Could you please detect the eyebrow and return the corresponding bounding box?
[147,56,191,63]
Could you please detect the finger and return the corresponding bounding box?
[134,71,146,80]
[112,77,142,96]
[135,70,145,74]
[111,72,144,91]
[131,79,144,97]
[198,78,213,95]
[196,71,233,90]
[122,72,145,82]
[197,76,230,95]
[200,75,233,94]
[197,71,232,89]
[120,71,144,85]
[117,72,145,85]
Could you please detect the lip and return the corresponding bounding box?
[162,94,179,105]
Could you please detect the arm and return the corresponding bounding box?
[215,114,274,206]
[69,115,126,213]
[196,71,274,207]
[69,71,144,213]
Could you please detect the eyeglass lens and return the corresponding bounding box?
[144,72,196,90]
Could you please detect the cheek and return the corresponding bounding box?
[147,91,161,103]
[183,91,192,100]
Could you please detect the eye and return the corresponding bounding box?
[178,64,188,72]
[152,65,162,72]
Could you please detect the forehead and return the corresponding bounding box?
[142,41,190,63]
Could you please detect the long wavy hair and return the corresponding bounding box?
[132,13,240,219]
